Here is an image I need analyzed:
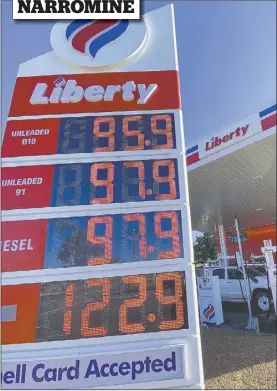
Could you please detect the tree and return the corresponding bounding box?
[58,227,103,268]
[193,232,218,264]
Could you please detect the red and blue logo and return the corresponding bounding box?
[259,103,276,132]
[65,20,129,58]
[203,304,215,321]
[50,18,147,68]
[186,144,200,166]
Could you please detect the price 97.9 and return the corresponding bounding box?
[51,159,180,206]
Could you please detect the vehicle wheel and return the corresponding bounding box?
[253,290,271,314]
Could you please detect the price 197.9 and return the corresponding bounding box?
[51,159,180,206]
[44,210,184,269]
[1,159,181,211]
[1,210,184,273]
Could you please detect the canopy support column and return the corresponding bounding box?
[218,224,228,267]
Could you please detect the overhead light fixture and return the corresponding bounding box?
[255,208,263,211]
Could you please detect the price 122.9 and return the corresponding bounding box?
[36,272,188,343]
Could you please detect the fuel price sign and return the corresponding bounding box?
[1,5,204,390]
[2,112,179,159]
[2,158,181,210]
[2,210,184,272]
[2,271,188,345]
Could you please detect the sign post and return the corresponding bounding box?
[1,6,204,389]
[234,215,256,330]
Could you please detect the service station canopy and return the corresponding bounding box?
[186,104,276,233]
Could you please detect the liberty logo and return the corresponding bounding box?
[65,20,129,58]
[205,125,249,151]
[203,304,215,321]
[50,17,147,68]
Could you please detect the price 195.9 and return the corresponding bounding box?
[2,113,178,159]
[58,113,176,154]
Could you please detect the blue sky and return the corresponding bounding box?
[2,0,276,143]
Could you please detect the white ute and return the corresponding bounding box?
[209,266,271,313]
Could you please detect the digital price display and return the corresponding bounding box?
[37,272,188,342]
[46,211,184,268]
[2,113,177,158]
[2,159,180,210]
[1,211,184,272]
[1,272,188,345]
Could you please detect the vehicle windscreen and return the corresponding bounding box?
[246,267,265,277]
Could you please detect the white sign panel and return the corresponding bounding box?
[186,112,265,166]
[198,113,263,160]
[1,346,184,389]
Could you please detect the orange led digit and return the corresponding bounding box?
[93,117,115,152]
[156,272,184,330]
[154,212,181,259]
[63,283,75,336]
[123,214,146,258]
[151,114,173,149]
[87,216,112,265]
[90,162,114,204]
[123,161,146,199]
[153,160,176,200]
[119,275,147,334]
[123,116,144,151]
[33,272,188,343]
[81,279,110,337]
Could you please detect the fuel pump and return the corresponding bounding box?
[197,268,224,326]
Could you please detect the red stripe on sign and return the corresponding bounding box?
[186,152,200,166]
[1,220,48,272]
[1,165,54,210]
[1,284,40,344]
[72,20,117,53]
[2,118,60,158]
[8,70,181,117]
[261,113,276,131]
